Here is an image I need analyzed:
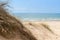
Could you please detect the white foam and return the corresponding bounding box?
[22,18,60,21]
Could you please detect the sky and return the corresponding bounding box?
[3,0,60,13]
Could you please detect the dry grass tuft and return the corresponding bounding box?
[0,2,36,40]
[41,23,54,34]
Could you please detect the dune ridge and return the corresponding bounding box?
[23,21,60,40]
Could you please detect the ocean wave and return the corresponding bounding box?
[22,18,60,21]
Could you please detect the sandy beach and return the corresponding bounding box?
[22,21,60,40]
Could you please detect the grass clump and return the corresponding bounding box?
[0,2,36,40]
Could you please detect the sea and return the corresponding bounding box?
[11,13,60,21]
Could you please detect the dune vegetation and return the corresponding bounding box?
[0,2,37,40]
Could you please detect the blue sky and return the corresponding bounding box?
[9,0,60,13]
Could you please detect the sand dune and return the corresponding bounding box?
[23,21,60,40]
[0,2,60,40]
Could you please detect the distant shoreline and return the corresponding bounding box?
[22,20,60,22]
[21,18,60,22]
